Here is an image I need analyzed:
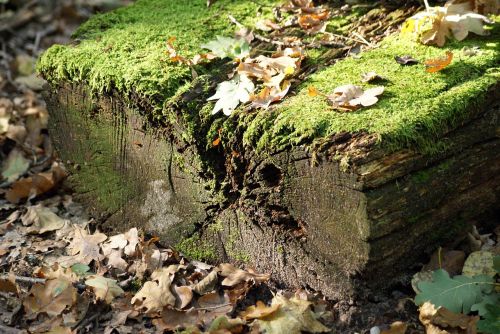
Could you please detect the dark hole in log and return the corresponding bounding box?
[259,164,282,187]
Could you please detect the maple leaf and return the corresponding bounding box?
[201,36,250,60]
[253,294,330,334]
[425,51,454,73]
[414,269,494,313]
[85,275,124,304]
[131,266,177,314]
[66,226,107,265]
[207,74,255,116]
[22,204,67,234]
[24,278,77,317]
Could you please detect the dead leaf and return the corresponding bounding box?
[361,71,385,83]
[462,251,497,277]
[298,9,330,34]
[6,164,67,204]
[153,308,201,332]
[401,4,492,47]
[0,98,13,134]
[253,294,330,334]
[1,148,30,183]
[131,266,177,314]
[380,321,408,334]
[22,205,67,234]
[217,264,270,287]
[324,84,384,111]
[423,248,466,276]
[250,81,291,109]
[240,301,281,320]
[425,51,453,73]
[192,270,218,295]
[66,226,107,265]
[85,275,124,304]
[23,278,77,317]
[395,55,419,65]
[174,285,193,309]
[419,302,478,334]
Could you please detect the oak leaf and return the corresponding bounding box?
[131,266,177,314]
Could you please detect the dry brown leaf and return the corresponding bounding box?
[66,226,107,265]
[6,164,67,204]
[298,9,330,34]
[153,308,201,332]
[174,285,193,309]
[192,270,218,295]
[23,278,77,318]
[131,266,177,314]
[419,302,478,334]
[361,71,385,83]
[423,249,466,276]
[425,51,453,73]
[35,263,80,283]
[240,301,281,320]
[85,275,124,304]
[22,205,67,234]
[250,81,291,109]
[325,84,385,111]
[218,263,270,287]
[380,321,408,334]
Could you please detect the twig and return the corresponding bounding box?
[351,32,374,47]
[73,312,99,331]
[195,303,232,311]
[0,275,45,284]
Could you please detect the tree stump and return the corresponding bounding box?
[39,0,500,299]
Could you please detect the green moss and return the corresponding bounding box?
[175,233,217,261]
[39,0,500,155]
[37,0,279,115]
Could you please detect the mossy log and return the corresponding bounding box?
[39,0,500,299]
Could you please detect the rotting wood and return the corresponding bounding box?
[44,81,500,301]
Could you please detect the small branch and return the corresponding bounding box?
[0,275,46,284]
[195,303,232,311]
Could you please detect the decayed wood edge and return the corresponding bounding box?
[313,82,500,190]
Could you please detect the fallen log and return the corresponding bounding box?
[39,0,500,300]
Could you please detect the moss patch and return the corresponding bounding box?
[37,0,279,114]
[38,0,500,154]
[242,21,500,153]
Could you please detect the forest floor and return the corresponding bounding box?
[1,1,499,334]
